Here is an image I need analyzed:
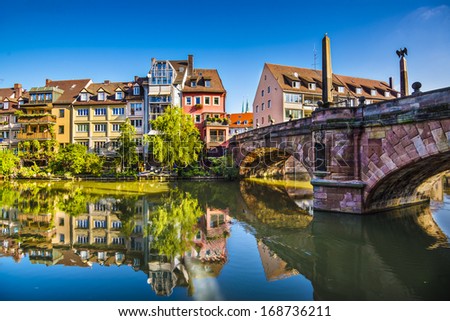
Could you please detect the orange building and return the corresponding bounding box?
[227,112,253,136]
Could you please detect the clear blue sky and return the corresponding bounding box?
[0,0,449,113]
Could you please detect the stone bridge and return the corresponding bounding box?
[229,86,450,214]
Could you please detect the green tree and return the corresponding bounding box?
[144,106,203,170]
[117,118,138,172]
[0,149,20,177]
[51,144,103,175]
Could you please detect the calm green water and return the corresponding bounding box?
[1,179,449,300]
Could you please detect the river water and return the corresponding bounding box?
[0,179,449,300]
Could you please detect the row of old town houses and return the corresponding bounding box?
[0,54,400,160]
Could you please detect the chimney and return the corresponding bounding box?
[134,75,139,82]
[45,79,52,86]
[13,83,22,98]
[321,34,333,107]
[389,77,394,89]
[188,54,194,75]
[104,80,110,85]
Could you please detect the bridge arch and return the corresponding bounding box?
[363,119,450,211]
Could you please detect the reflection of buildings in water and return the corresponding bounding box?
[1,194,233,298]
[147,255,190,296]
[190,207,231,263]
[257,240,299,282]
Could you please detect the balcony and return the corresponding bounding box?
[18,114,56,124]
[204,118,229,127]
[17,132,53,140]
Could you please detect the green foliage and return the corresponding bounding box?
[145,106,203,170]
[0,149,20,177]
[18,162,46,178]
[50,144,103,175]
[179,166,209,178]
[207,155,239,180]
[117,118,138,172]
[148,189,203,257]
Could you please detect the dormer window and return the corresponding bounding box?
[355,87,362,94]
[371,89,377,96]
[191,81,197,87]
[80,93,88,102]
[338,86,345,93]
[98,92,105,101]
[308,83,316,90]
[205,80,211,88]
[293,81,300,89]
[133,85,140,95]
[115,91,123,100]
[3,102,8,109]
[384,91,391,98]
[30,94,36,101]
[397,93,401,98]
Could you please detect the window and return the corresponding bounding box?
[58,126,64,134]
[261,103,265,111]
[59,234,65,243]
[213,97,220,105]
[261,90,264,97]
[285,109,303,119]
[30,94,36,101]
[77,124,89,132]
[59,109,65,118]
[371,89,377,96]
[268,100,271,108]
[112,221,122,229]
[97,92,105,101]
[77,235,88,244]
[255,105,259,113]
[191,81,197,87]
[77,141,89,147]
[356,87,362,94]
[384,91,391,97]
[94,141,106,150]
[204,96,211,105]
[94,220,106,228]
[338,86,345,93]
[261,117,264,124]
[94,124,106,132]
[130,119,142,128]
[267,86,271,93]
[112,107,125,115]
[59,218,64,226]
[195,115,201,123]
[45,93,52,101]
[94,108,106,116]
[112,237,125,245]
[205,80,211,87]
[133,85,140,95]
[195,96,201,105]
[2,102,8,109]
[293,81,300,88]
[80,93,88,101]
[244,120,248,124]
[130,103,143,115]
[285,93,301,103]
[77,219,89,228]
[185,97,192,105]
[77,109,88,116]
[115,91,123,100]
[236,120,241,125]
[308,83,316,90]
[112,124,120,132]
[95,237,106,244]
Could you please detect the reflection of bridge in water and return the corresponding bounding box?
[237,181,450,300]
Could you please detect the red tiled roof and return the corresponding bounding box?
[182,69,226,94]
[46,79,92,104]
[265,63,398,100]
[228,112,253,128]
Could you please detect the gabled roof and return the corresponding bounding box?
[265,63,398,100]
[182,69,226,93]
[46,79,92,104]
[74,81,129,105]
[0,87,16,100]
